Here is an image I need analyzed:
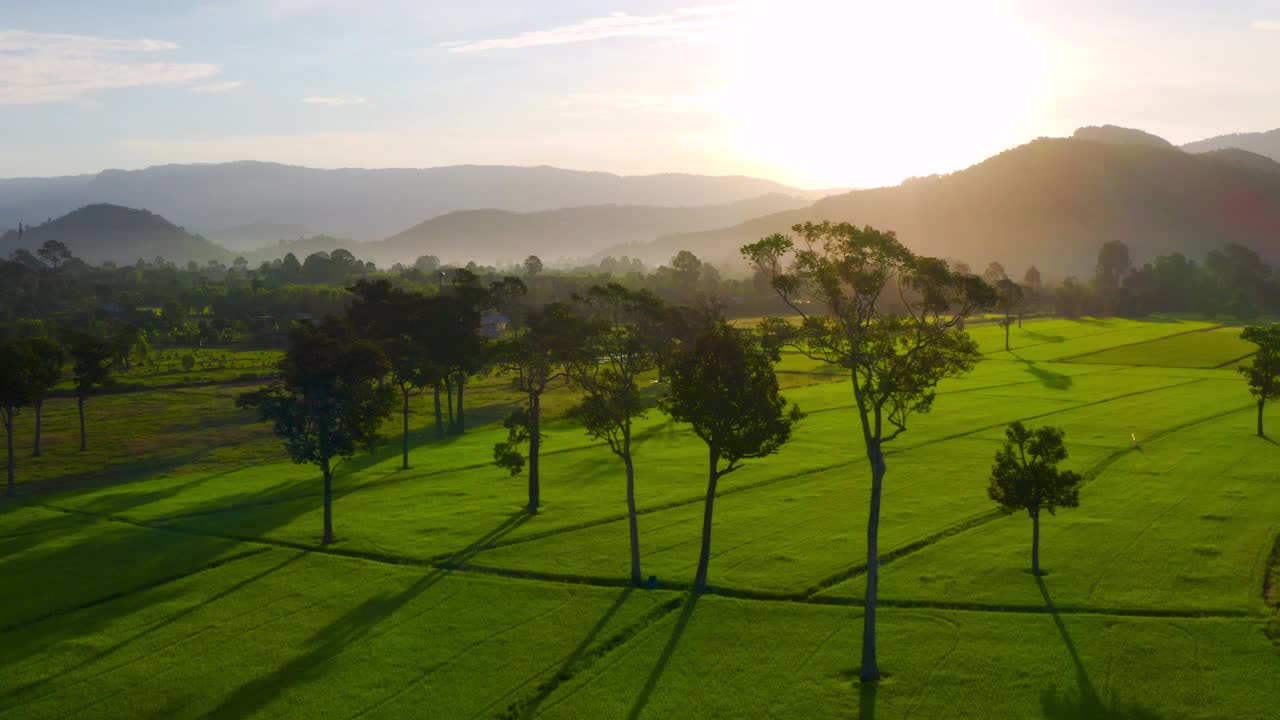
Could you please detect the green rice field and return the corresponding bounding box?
[2,318,1277,718]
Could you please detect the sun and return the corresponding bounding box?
[714,1,1056,188]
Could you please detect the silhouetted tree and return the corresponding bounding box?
[65,332,115,452]
[0,342,34,496]
[348,280,437,470]
[987,421,1082,576]
[1239,325,1280,437]
[660,312,801,593]
[24,337,63,457]
[743,221,993,681]
[492,302,588,513]
[37,240,72,270]
[983,261,1008,286]
[523,255,543,276]
[671,250,704,299]
[237,319,395,544]
[567,284,671,584]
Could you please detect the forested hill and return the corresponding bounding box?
[0,162,830,250]
[0,204,230,265]
[364,194,813,266]
[639,136,1280,275]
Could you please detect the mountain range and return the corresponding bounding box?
[0,162,831,250]
[5,125,1280,276]
[643,126,1280,274]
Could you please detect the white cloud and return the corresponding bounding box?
[300,95,367,106]
[0,30,220,105]
[190,80,244,93]
[444,5,741,53]
[1252,20,1280,30]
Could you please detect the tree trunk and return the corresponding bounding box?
[77,395,87,452]
[401,388,411,470]
[5,411,14,498]
[1259,398,1266,438]
[456,374,466,434]
[1018,311,1023,328]
[860,441,886,682]
[444,376,455,432]
[434,381,444,439]
[624,435,642,586]
[1004,320,1011,351]
[33,399,43,457]
[321,458,335,545]
[527,391,541,514]
[1031,510,1041,576]
[693,447,720,592]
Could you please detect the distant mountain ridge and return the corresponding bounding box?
[0,161,833,250]
[364,194,813,266]
[634,134,1280,275]
[1182,129,1280,161]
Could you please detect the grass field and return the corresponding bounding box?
[2,318,1278,718]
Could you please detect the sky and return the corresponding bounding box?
[2,0,1279,188]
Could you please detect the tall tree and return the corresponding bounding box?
[237,320,395,544]
[1239,325,1280,437]
[23,337,63,457]
[348,280,437,470]
[0,342,35,497]
[987,421,1082,576]
[982,261,1008,286]
[995,279,1024,350]
[660,312,802,593]
[492,302,588,513]
[523,255,543,276]
[567,284,671,585]
[743,221,993,681]
[65,332,115,452]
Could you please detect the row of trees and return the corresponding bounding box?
[0,332,117,495]
[239,288,801,592]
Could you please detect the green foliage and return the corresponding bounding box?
[236,319,395,470]
[987,421,1083,518]
[660,314,802,474]
[64,332,115,399]
[493,407,534,476]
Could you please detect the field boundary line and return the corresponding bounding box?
[0,546,273,635]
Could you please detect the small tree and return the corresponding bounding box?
[988,421,1082,575]
[661,313,802,592]
[1239,325,1280,437]
[523,255,543,276]
[0,343,35,496]
[743,221,994,681]
[492,302,588,513]
[65,332,115,452]
[237,319,395,544]
[567,284,672,585]
[24,337,63,457]
[995,279,1024,351]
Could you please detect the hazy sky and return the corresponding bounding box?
[2,1,1278,187]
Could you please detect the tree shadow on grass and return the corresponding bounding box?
[203,510,531,720]
[0,551,306,710]
[1036,577,1164,720]
[859,678,877,720]
[626,593,698,720]
[1008,352,1074,391]
[1022,330,1067,344]
[508,586,635,719]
